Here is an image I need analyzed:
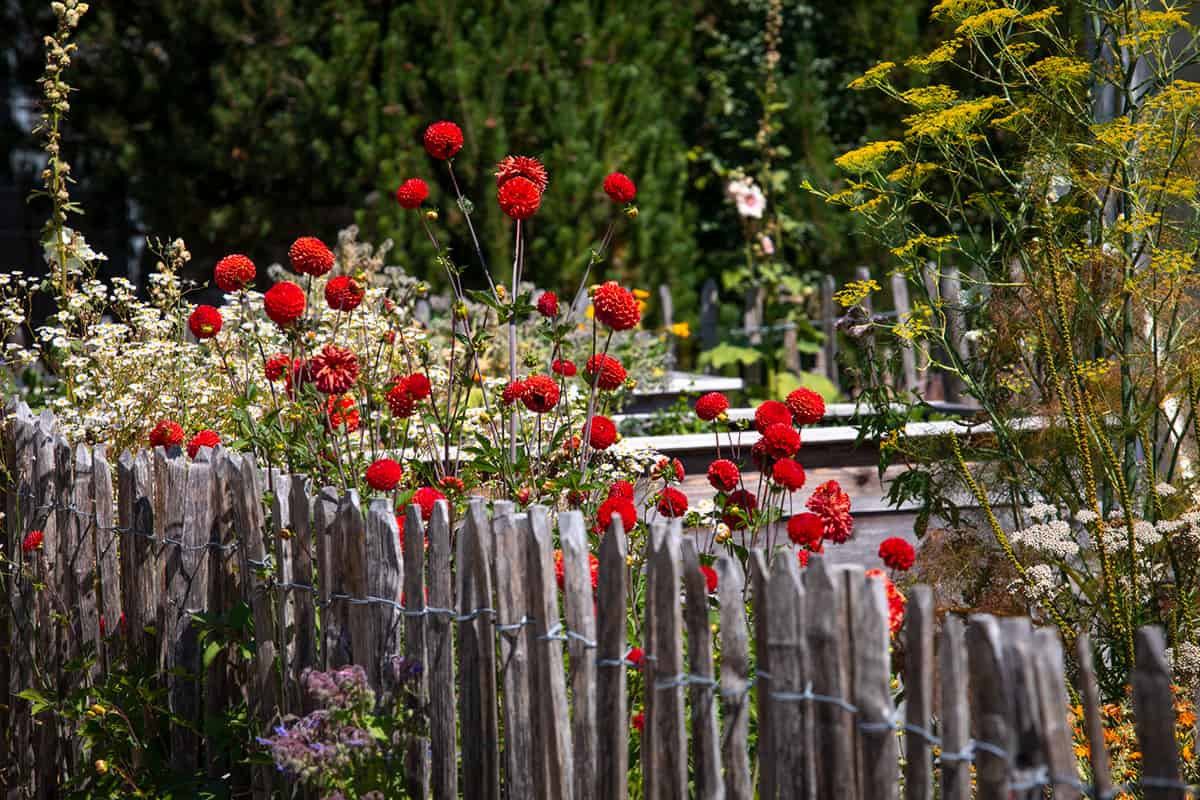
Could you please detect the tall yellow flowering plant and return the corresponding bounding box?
[815,0,1200,696]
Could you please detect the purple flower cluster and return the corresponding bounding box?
[303,665,375,710]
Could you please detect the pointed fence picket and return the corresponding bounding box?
[2,403,1194,799]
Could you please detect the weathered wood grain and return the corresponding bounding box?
[288,475,316,709]
[850,571,897,800]
[560,509,597,800]
[596,516,629,800]
[426,500,458,800]
[903,585,934,800]
[401,502,430,799]
[938,616,970,800]
[312,485,338,670]
[804,555,853,799]
[748,549,774,800]
[1132,626,1183,800]
[650,523,686,800]
[493,507,534,799]
[1073,634,1112,800]
[457,497,499,800]
[966,614,1012,800]
[92,446,118,670]
[766,546,807,800]
[681,537,722,800]
[1032,628,1080,800]
[716,554,751,800]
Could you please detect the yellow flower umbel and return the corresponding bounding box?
[833,279,881,308]
[835,140,905,174]
[669,321,690,338]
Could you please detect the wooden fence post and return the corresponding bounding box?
[716,554,751,800]
[596,517,629,800]
[68,443,98,686]
[1133,627,1184,800]
[401,503,429,799]
[561,509,598,800]
[289,476,316,709]
[493,506,534,798]
[700,278,720,361]
[766,546,808,800]
[966,615,1013,800]
[32,412,60,800]
[904,585,934,800]
[366,498,404,690]
[850,570,897,800]
[805,555,854,798]
[681,538,722,799]
[650,522,686,800]
[457,497,500,800]
[1032,628,1081,800]
[999,618,1047,797]
[426,500,458,800]
[748,550,774,800]
[938,616,970,800]
[1073,634,1113,800]
[312,485,337,671]
[941,266,966,403]
[890,273,919,393]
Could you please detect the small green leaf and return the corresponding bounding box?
[202,641,222,670]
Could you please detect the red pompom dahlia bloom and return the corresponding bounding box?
[214,254,256,292]
[598,496,637,533]
[552,358,576,377]
[584,354,627,391]
[264,353,291,381]
[603,172,637,204]
[365,458,404,491]
[403,373,432,400]
[403,486,448,522]
[786,387,826,425]
[592,282,641,331]
[501,380,526,406]
[754,400,793,433]
[395,178,430,209]
[807,480,854,544]
[325,395,360,432]
[608,480,635,500]
[495,155,549,192]
[423,121,464,160]
[289,237,335,277]
[586,415,617,450]
[497,176,542,220]
[520,375,560,413]
[536,290,559,317]
[787,512,824,548]
[761,422,801,459]
[149,420,184,449]
[700,564,718,593]
[188,305,222,340]
[878,537,915,571]
[186,429,221,459]
[655,487,688,518]
[264,281,307,327]
[325,275,365,311]
[866,568,906,634]
[22,529,44,553]
[707,459,740,492]
[310,345,360,395]
[771,458,807,492]
[695,392,729,422]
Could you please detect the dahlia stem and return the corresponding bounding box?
[508,221,522,464]
[579,327,615,474]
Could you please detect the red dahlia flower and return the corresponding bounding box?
[722,489,758,530]
[423,121,464,160]
[497,176,542,220]
[386,384,416,417]
[188,305,222,340]
[797,549,811,568]
[608,480,635,500]
[754,400,793,433]
[707,459,740,492]
[264,352,291,381]
[591,282,641,331]
[325,395,360,432]
[395,178,430,209]
[554,549,600,592]
[878,537,915,571]
[501,380,526,406]
[807,480,854,544]
[786,387,826,426]
[552,358,577,377]
[598,496,637,533]
[603,172,637,204]
[365,458,404,491]
[186,429,221,459]
[213,253,256,292]
[866,568,906,634]
[654,457,685,483]
[586,415,617,450]
[403,373,432,400]
[289,237,334,277]
[402,486,448,522]
[625,646,645,668]
[149,420,184,449]
[695,392,729,422]
[656,487,688,518]
[700,564,718,593]
[787,512,824,548]
[751,439,776,473]
[439,475,465,492]
[325,275,365,312]
[264,281,307,327]
[537,291,559,317]
[761,422,801,459]
[632,712,645,733]
[584,354,627,391]
[310,345,360,395]
[22,529,44,553]
[495,155,549,192]
[520,375,560,413]
[771,458,807,492]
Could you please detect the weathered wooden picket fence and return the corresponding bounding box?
[0,404,1191,799]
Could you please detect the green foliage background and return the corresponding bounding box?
[0,0,930,322]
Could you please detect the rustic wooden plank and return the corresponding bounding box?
[401,503,429,799]
[804,555,853,799]
[69,443,99,684]
[366,498,404,690]
[152,447,173,672]
[715,553,751,800]
[230,452,274,800]
[890,272,919,392]
[820,274,839,387]
[493,507,534,799]
[903,585,934,800]
[1032,628,1081,799]
[838,564,864,794]
[458,497,499,800]
[1133,626,1184,800]
[941,266,965,403]
[288,475,316,709]
[966,614,1012,800]
[333,491,369,671]
[311,485,337,670]
[938,616,970,800]
[171,448,214,772]
[32,414,60,800]
[1072,633,1113,800]
[651,522,686,800]
[560,509,597,800]
[118,451,157,664]
[596,515,629,800]
[681,537,722,799]
[1000,618,1046,800]
[642,519,667,800]
[426,500,458,800]
[527,506,574,798]
[5,404,36,793]
[92,445,119,672]
[850,571,897,800]
[747,549,775,800]
[766,545,808,800]
[700,278,720,357]
[269,472,293,712]
[160,448,187,681]
[204,446,235,781]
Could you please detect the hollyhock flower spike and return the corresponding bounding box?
[497,176,542,220]
[214,253,256,292]
[186,430,221,459]
[395,178,430,209]
[603,172,637,204]
[264,281,306,327]
[695,392,729,422]
[365,458,404,491]
[288,237,334,277]
[879,537,915,571]
[188,305,222,340]
[495,155,549,192]
[149,420,184,449]
[592,282,641,331]
[423,121,464,160]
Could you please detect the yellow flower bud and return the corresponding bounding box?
[94,760,108,774]
[90,703,106,716]
[496,285,507,301]
[425,210,438,221]
[625,206,639,219]
[626,555,635,567]
[279,528,293,541]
